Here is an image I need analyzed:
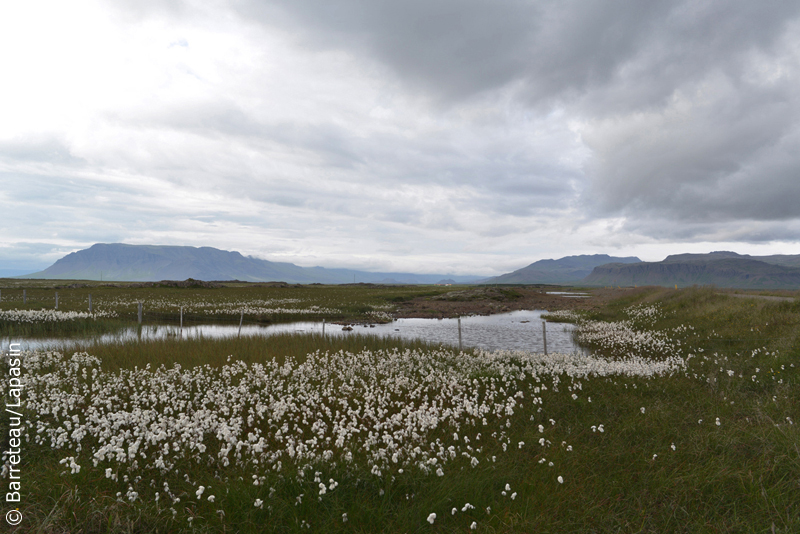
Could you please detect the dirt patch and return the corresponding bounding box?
[718,293,796,302]
[394,286,636,318]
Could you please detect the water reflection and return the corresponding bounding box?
[546,292,590,298]
[2,310,585,354]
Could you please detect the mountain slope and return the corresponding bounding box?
[23,244,480,284]
[583,253,800,289]
[483,254,642,284]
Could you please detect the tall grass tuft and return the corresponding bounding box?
[58,332,473,372]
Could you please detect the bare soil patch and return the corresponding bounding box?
[394,286,637,318]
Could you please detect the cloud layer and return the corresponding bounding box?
[2,0,799,275]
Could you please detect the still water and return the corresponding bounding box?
[2,310,584,354]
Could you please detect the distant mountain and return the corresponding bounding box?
[482,254,642,285]
[22,244,481,285]
[662,251,800,268]
[582,251,800,289]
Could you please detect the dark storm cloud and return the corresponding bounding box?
[241,0,798,108]
[583,60,800,237]
[235,0,800,242]
[238,0,539,102]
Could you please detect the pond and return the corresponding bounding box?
[1,310,585,354]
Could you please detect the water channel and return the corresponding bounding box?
[2,310,585,354]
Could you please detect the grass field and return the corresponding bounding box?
[0,282,458,337]
[1,286,798,533]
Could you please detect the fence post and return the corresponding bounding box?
[23,289,26,304]
[55,292,58,310]
[138,302,143,324]
[180,306,183,330]
[542,320,547,355]
[238,310,244,338]
[458,316,463,351]
[88,294,92,313]
[322,318,325,338]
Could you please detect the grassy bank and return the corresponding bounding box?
[2,287,799,533]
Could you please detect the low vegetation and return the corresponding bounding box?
[0,282,467,337]
[1,286,798,532]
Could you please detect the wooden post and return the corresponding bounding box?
[138,302,143,324]
[458,316,463,351]
[23,289,26,304]
[88,294,92,313]
[55,292,58,309]
[238,310,244,338]
[0,289,2,302]
[542,320,547,355]
[322,318,325,338]
[180,306,183,330]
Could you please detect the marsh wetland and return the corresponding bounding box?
[0,281,798,532]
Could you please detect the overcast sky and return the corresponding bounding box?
[2,0,800,276]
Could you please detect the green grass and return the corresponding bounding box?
[0,282,469,337]
[63,332,475,372]
[3,286,800,533]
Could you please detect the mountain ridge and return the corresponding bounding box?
[481,254,642,285]
[22,244,480,285]
[582,252,800,289]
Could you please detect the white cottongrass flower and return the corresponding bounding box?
[471,522,477,530]
[451,507,457,515]
[427,513,436,524]
[716,417,721,426]
[342,513,348,523]
[557,476,564,484]
[640,407,646,414]
[13,319,693,525]
[254,499,264,509]
[196,486,205,499]
[207,495,215,503]
[511,492,517,500]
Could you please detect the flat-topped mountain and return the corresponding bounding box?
[22,244,480,285]
[583,251,800,289]
[482,254,642,285]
